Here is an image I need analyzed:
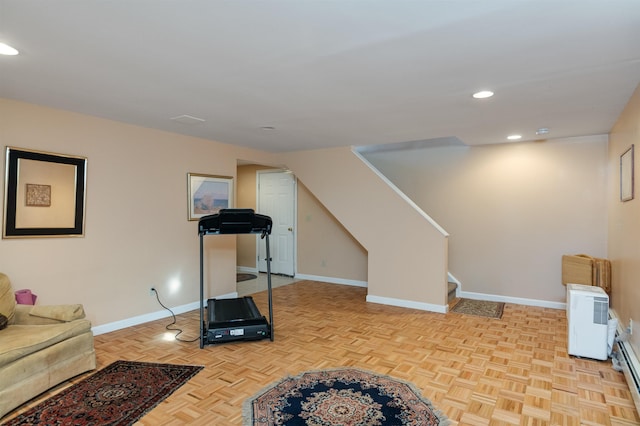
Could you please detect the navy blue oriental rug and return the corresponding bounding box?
[244,368,449,426]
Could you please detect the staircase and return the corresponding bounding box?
[278,146,450,311]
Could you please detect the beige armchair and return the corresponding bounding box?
[0,273,96,418]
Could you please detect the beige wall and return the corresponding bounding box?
[236,165,368,281]
[296,181,367,281]
[4,91,634,328]
[364,135,608,303]
[236,164,271,268]
[608,83,640,358]
[0,99,275,327]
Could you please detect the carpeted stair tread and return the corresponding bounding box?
[447,282,457,303]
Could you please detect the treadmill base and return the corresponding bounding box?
[204,297,271,344]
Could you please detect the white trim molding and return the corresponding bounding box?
[295,273,367,288]
[91,291,237,336]
[459,290,565,310]
[366,294,448,314]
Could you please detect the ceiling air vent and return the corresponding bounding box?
[170,115,206,125]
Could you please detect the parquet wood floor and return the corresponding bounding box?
[3,280,639,425]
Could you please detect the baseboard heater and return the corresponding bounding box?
[611,310,640,413]
[617,337,640,413]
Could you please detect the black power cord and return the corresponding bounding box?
[151,288,199,343]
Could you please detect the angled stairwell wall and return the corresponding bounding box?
[278,146,450,312]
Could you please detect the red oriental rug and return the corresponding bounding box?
[244,368,449,425]
[4,360,203,426]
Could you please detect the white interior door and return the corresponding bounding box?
[257,171,295,276]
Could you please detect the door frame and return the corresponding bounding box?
[256,169,297,276]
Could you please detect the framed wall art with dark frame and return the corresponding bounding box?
[3,147,87,238]
[187,173,233,221]
[620,144,634,202]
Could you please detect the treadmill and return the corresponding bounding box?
[198,208,274,348]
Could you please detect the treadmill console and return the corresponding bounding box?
[198,208,272,235]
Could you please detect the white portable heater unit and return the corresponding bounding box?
[566,283,609,360]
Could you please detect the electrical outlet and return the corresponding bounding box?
[149,287,156,296]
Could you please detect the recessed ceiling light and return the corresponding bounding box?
[472,90,494,99]
[0,43,19,56]
[536,127,550,135]
[507,134,522,141]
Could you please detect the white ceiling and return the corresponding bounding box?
[1,1,639,153]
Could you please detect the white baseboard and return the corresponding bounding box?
[459,290,565,310]
[297,275,560,313]
[237,266,258,274]
[91,285,564,337]
[296,275,447,313]
[91,291,237,336]
[366,294,448,314]
[295,273,367,288]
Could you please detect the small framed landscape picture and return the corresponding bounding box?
[187,173,233,221]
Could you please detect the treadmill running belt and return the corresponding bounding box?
[208,297,263,324]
